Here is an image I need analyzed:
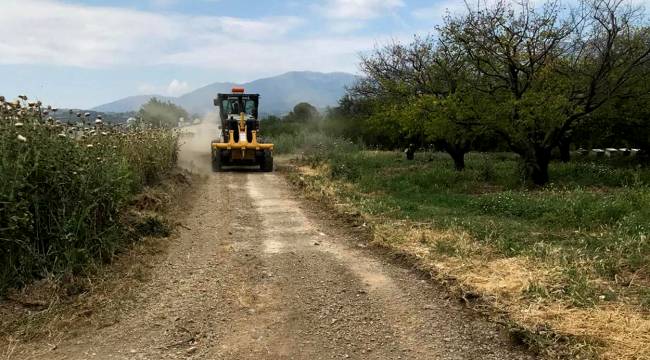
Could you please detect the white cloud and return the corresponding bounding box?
[0,0,179,67]
[0,0,417,81]
[212,16,304,40]
[328,20,367,34]
[137,80,191,96]
[412,0,650,23]
[149,0,177,8]
[149,0,222,8]
[412,1,468,21]
[137,83,160,95]
[0,0,304,68]
[322,0,404,20]
[166,79,191,96]
[161,35,388,76]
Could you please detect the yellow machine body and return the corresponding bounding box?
[211,108,274,172]
[212,113,274,152]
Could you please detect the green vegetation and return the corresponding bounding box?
[138,98,190,129]
[0,96,179,293]
[298,144,650,308]
[337,0,650,185]
[263,102,327,154]
[290,139,650,356]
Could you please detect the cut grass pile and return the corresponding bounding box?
[0,97,179,293]
[289,145,650,359]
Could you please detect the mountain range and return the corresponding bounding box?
[92,71,358,115]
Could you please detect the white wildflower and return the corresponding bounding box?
[95,119,103,125]
[14,122,23,128]
[58,133,66,138]
[86,144,94,148]
[17,134,27,142]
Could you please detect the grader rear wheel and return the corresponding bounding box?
[211,149,222,172]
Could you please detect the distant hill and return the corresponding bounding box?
[92,95,175,113]
[92,71,358,115]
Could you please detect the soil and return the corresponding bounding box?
[2,124,535,359]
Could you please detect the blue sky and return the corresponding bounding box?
[3,0,642,109]
[0,0,468,108]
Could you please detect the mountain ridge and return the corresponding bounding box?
[92,71,357,115]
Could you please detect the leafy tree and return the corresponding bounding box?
[322,95,371,141]
[574,78,650,156]
[285,102,320,123]
[349,36,490,170]
[440,0,650,184]
[138,98,189,129]
[261,115,301,137]
[261,103,322,137]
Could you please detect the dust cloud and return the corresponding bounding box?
[177,112,221,174]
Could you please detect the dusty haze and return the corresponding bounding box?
[178,112,221,174]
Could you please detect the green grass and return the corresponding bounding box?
[269,131,361,155]
[0,99,178,293]
[302,146,650,308]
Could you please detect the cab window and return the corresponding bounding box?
[221,100,232,114]
[245,100,256,115]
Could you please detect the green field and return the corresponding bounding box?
[296,146,650,309]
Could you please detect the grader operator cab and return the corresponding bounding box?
[211,88,273,172]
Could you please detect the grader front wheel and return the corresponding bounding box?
[260,150,273,172]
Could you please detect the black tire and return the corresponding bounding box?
[246,119,258,143]
[260,150,273,172]
[212,150,222,172]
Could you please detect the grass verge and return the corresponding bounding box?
[1,98,179,293]
[283,146,649,359]
[0,169,198,346]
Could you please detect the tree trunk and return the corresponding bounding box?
[522,147,551,185]
[445,143,467,171]
[449,150,466,171]
[559,140,571,163]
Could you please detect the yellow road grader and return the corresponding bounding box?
[211,88,273,172]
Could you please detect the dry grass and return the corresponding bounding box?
[379,223,650,359]
[287,162,650,360]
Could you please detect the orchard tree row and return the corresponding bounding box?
[341,0,650,185]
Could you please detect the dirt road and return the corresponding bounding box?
[6,125,534,359]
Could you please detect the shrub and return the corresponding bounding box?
[0,97,178,292]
